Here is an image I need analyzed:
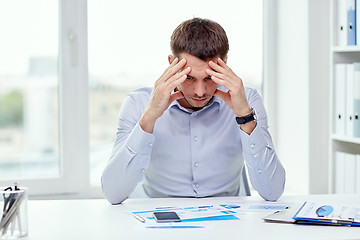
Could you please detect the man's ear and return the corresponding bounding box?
[223,55,228,64]
[168,54,174,64]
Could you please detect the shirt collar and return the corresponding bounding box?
[169,94,224,113]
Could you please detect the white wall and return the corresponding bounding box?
[277,0,310,194]
[264,0,330,195]
[308,0,330,194]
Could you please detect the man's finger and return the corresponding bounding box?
[217,58,234,73]
[213,89,226,99]
[210,75,231,89]
[208,60,225,73]
[213,89,231,107]
[217,57,229,69]
[165,66,190,87]
[158,58,179,80]
[162,58,187,82]
[169,91,184,103]
[206,68,224,80]
[165,73,188,91]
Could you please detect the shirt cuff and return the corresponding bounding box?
[239,124,268,154]
[125,122,155,155]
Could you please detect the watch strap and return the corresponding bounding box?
[235,108,256,125]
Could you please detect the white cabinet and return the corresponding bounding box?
[329,0,360,194]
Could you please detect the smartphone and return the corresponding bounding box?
[153,211,181,223]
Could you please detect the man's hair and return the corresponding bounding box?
[170,18,229,61]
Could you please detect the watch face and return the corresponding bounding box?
[253,110,257,120]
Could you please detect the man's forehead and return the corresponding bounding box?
[178,53,217,63]
[179,56,215,68]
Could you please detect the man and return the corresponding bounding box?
[102,18,285,204]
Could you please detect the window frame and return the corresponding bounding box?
[0,0,103,198]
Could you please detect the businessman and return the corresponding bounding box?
[102,18,285,204]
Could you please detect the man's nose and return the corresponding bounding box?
[193,80,206,97]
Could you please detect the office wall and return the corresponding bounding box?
[277,0,310,194]
[264,0,329,195]
[308,0,329,194]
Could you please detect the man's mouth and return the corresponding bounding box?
[192,97,207,102]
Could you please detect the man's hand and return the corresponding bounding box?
[206,58,250,116]
[206,58,256,134]
[139,58,191,133]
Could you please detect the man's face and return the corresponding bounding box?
[175,52,219,110]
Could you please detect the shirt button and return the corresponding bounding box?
[195,184,199,188]
[149,142,153,147]
[194,136,198,141]
[257,169,262,174]
[194,112,197,116]
[141,168,145,173]
[194,162,199,167]
[250,144,255,149]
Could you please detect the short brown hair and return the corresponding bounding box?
[170,18,229,61]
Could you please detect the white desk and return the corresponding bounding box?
[27,194,360,240]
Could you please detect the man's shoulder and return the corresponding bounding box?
[218,85,258,97]
[244,86,261,100]
[127,87,152,99]
[244,86,258,95]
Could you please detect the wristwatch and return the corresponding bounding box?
[235,108,257,124]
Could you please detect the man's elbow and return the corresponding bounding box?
[101,177,129,205]
[260,180,285,201]
[103,191,127,205]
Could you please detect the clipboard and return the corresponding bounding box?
[292,202,360,227]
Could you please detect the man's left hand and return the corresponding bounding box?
[206,58,251,117]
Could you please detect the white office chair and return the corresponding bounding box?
[239,165,251,196]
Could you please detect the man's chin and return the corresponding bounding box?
[186,97,212,109]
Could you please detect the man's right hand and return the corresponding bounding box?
[139,58,191,133]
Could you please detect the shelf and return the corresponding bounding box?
[332,46,360,53]
[331,134,360,144]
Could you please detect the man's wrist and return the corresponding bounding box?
[139,110,158,134]
[236,106,252,118]
[236,107,257,135]
[240,120,257,135]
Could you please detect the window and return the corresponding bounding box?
[0,0,88,196]
[0,1,59,179]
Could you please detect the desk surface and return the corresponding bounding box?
[27,194,360,240]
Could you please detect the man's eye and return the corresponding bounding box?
[205,76,212,80]
[187,77,193,80]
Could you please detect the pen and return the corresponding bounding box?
[132,213,145,223]
[147,226,205,229]
[198,205,213,208]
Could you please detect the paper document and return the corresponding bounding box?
[131,201,292,230]
[133,205,240,223]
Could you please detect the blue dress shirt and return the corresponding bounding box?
[101,87,285,204]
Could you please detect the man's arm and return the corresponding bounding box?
[101,58,190,204]
[206,59,285,200]
[139,58,190,133]
[101,94,154,204]
[240,89,285,201]
[206,58,256,135]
